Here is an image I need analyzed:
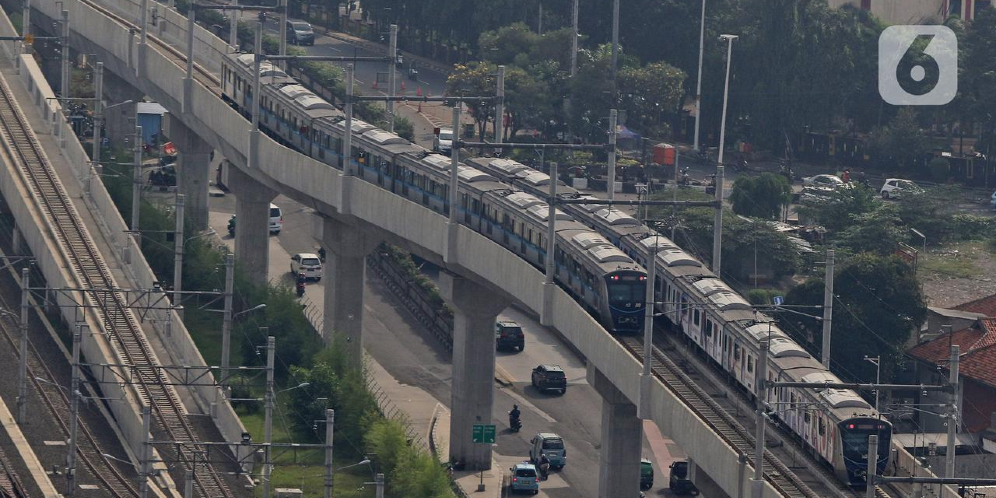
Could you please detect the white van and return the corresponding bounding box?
[269,203,283,234]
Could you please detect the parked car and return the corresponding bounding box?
[509,462,539,494]
[880,178,922,199]
[531,364,567,394]
[802,174,845,189]
[641,458,654,490]
[529,433,566,469]
[433,128,454,156]
[290,253,323,280]
[669,460,698,495]
[286,20,315,45]
[268,203,283,234]
[495,320,524,351]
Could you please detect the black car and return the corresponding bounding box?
[495,320,524,351]
[531,365,567,394]
[669,461,698,495]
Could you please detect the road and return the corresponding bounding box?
[203,189,690,498]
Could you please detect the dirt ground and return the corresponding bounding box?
[919,240,996,308]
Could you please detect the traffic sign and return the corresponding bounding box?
[472,424,496,444]
[773,296,784,306]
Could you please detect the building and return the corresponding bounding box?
[829,0,990,22]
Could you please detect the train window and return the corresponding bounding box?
[747,356,753,373]
[693,310,700,326]
[705,321,713,337]
[804,412,811,423]
[818,419,825,436]
[734,344,741,360]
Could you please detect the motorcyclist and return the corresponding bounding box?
[509,404,521,431]
[296,272,306,297]
[538,453,551,479]
[318,246,326,263]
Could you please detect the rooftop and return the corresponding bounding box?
[907,318,996,389]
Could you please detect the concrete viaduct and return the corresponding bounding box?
[21,0,787,497]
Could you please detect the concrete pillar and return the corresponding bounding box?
[11,226,22,255]
[165,114,212,231]
[320,216,379,365]
[588,365,642,498]
[99,71,145,146]
[440,273,510,471]
[229,168,276,286]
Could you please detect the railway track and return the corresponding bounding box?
[619,335,819,498]
[0,71,230,497]
[0,446,29,498]
[0,275,138,497]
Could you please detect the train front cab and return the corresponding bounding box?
[604,271,646,333]
[836,418,892,487]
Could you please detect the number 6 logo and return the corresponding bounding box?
[878,25,957,106]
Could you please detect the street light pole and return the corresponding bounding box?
[263,334,275,498]
[173,194,185,312]
[132,124,143,238]
[692,0,706,152]
[570,0,579,78]
[220,253,234,394]
[495,65,505,143]
[324,409,334,498]
[18,267,29,424]
[610,0,619,83]
[608,109,618,201]
[713,34,737,278]
[821,248,835,368]
[752,338,769,498]
[387,24,397,132]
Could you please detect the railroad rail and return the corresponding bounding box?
[619,336,818,498]
[0,446,29,498]
[0,273,138,497]
[0,73,230,497]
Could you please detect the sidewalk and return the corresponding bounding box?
[430,408,503,498]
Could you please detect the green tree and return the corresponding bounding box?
[783,253,927,382]
[865,108,935,172]
[796,185,880,233]
[836,205,905,256]
[446,61,498,138]
[729,173,792,219]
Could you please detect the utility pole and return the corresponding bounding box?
[375,473,385,498]
[449,106,461,224]
[538,3,543,35]
[229,0,239,48]
[752,338,769,498]
[867,435,879,498]
[387,24,397,132]
[183,6,196,113]
[608,109,618,201]
[640,236,658,419]
[92,62,104,181]
[132,124,143,239]
[946,345,959,478]
[544,160,558,287]
[570,0,578,78]
[343,64,354,174]
[495,65,505,144]
[821,249,834,368]
[173,194,185,313]
[21,0,30,55]
[67,325,83,496]
[263,334,275,498]
[279,0,287,57]
[324,409,334,498]
[220,254,234,394]
[60,10,69,101]
[610,0,619,84]
[712,164,724,276]
[692,0,706,152]
[184,467,193,498]
[672,152,679,241]
[18,267,29,424]
[140,404,151,498]
[251,21,263,133]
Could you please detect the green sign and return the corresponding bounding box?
[472,424,496,444]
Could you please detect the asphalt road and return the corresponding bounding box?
[201,190,686,498]
[264,17,449,97]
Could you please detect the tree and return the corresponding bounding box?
[865,108,935,172]
[795,185,879,233]
[783,253,927,383]
[729,173,792,219]
[446,61,498,139]
[618,62,687,135]
[836,205,905,256]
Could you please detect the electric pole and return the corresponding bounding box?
[821,249,834,368]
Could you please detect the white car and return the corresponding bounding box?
[290,253,323,280]
[802,174,845,189]
[879,178,922,199]
[268,203,283,234]
[433,128,454,156]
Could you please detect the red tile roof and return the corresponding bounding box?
[954,294,996,318]
[907,318,996,388]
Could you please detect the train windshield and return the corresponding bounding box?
[607,274,645,306]
[840,419,891,480]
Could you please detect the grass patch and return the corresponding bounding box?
[919,241,983,279]
[259,462,374,498]
[182,308,238,367]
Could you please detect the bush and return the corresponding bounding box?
[745,289,782,305]
[928,157,950,183]
[949,214,994,241]
[237,281,322,379]
[365,419,453,498]
[229,376,260,414]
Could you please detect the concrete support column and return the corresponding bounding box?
[320,216,379,365]
[11,226,22,255]
[440,273,510,471]
[100,71,145,146]
[588,366,642,498]
[165,114,212,231]
[229,168,276,286]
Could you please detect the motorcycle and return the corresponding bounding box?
[678,167,690,186]
[318,247,326,263]
[509,411,522,432]
[296,273,306,298]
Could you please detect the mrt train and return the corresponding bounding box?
[219,52,889,484]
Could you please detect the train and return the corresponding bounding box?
[219,51,890,486]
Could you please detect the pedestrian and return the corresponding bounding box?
[841,169,851,183]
